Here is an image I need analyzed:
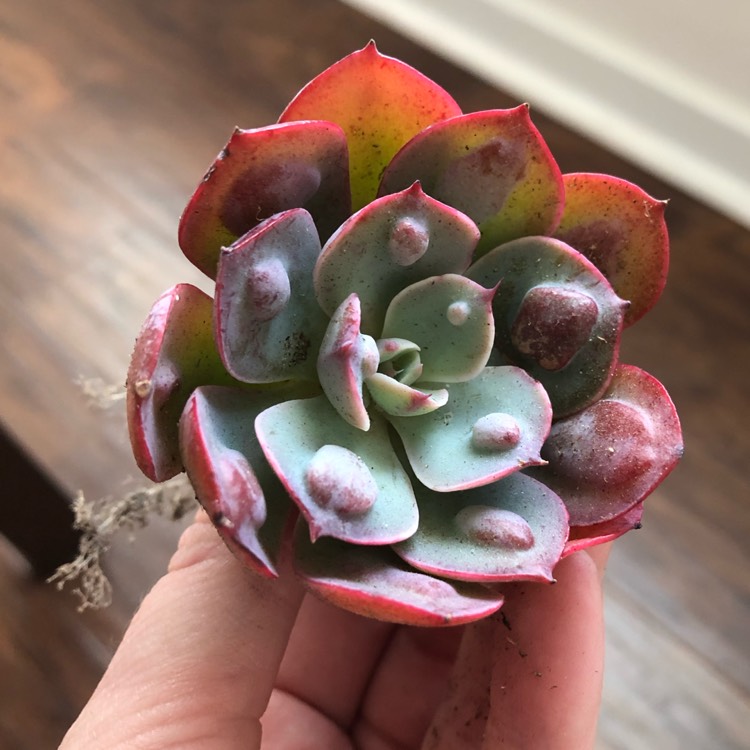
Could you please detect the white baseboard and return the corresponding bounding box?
[341,0,750,229]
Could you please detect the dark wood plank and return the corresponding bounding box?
[0,422,80,577]
[0,1,748,748]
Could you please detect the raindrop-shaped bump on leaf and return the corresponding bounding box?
[468,236,627,417]
[394,472,568,583]
[215,209,329,383]
[510,286,599,371]
[255,395,418,545]
[305,444,379,516]
[314,183,480,336]
[380,274,496,383]
[388,366,552,492]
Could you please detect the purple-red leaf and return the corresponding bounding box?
[215,209,328,383]
[279,42,462,211]
[379,107,564,255]
[178,121,350,278]
[180,386,296,577]
[293,523,505,626]
[528,365,683,526]
[562,503,644,557]
[555,173,669,326]
[126,284,233,482]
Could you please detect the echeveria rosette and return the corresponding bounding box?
[126,43,683,626]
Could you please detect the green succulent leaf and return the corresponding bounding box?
[178,121,351,278]
[388,366,551,492]
[376,338,424,385]
[317,294,379,430]
[379,106,564,255]
[255,395,418,545]
[365,372,448,417]
[468,236,627,417]
[126,284,235,482]
[377,337,421,363]
[554,173,670,327]
[180,385,297,578]
[527,365,683,526]
[380,274,495,383]
[394,472,568,583]
[314,182,480,336]
[292,523,505,626]
[215,209,329,383]
[279,41,462,211]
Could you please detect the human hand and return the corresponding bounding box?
[61,510,609,749]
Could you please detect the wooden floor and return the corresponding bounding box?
[0,1,748,748]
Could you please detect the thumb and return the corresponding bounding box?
[61,511,304,750]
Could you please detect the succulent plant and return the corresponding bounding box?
[127,42,682,626]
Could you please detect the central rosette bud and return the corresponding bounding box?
[316,268,499,430]
[368,336,449,417]
[376,338,423,385]
[207,185,568,595]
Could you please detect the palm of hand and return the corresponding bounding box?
[61,513,606,749]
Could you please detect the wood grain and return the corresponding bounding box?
[0,0,748,748]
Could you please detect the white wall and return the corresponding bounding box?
[341,0,750,228]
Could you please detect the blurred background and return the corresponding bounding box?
[0,1,747,748]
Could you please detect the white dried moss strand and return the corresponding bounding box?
[48,475,196,611]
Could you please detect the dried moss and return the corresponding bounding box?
[48,476,196,610]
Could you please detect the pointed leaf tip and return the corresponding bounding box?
[179,386,295,577]
[280,45,461,210]
[563,503,645,557]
